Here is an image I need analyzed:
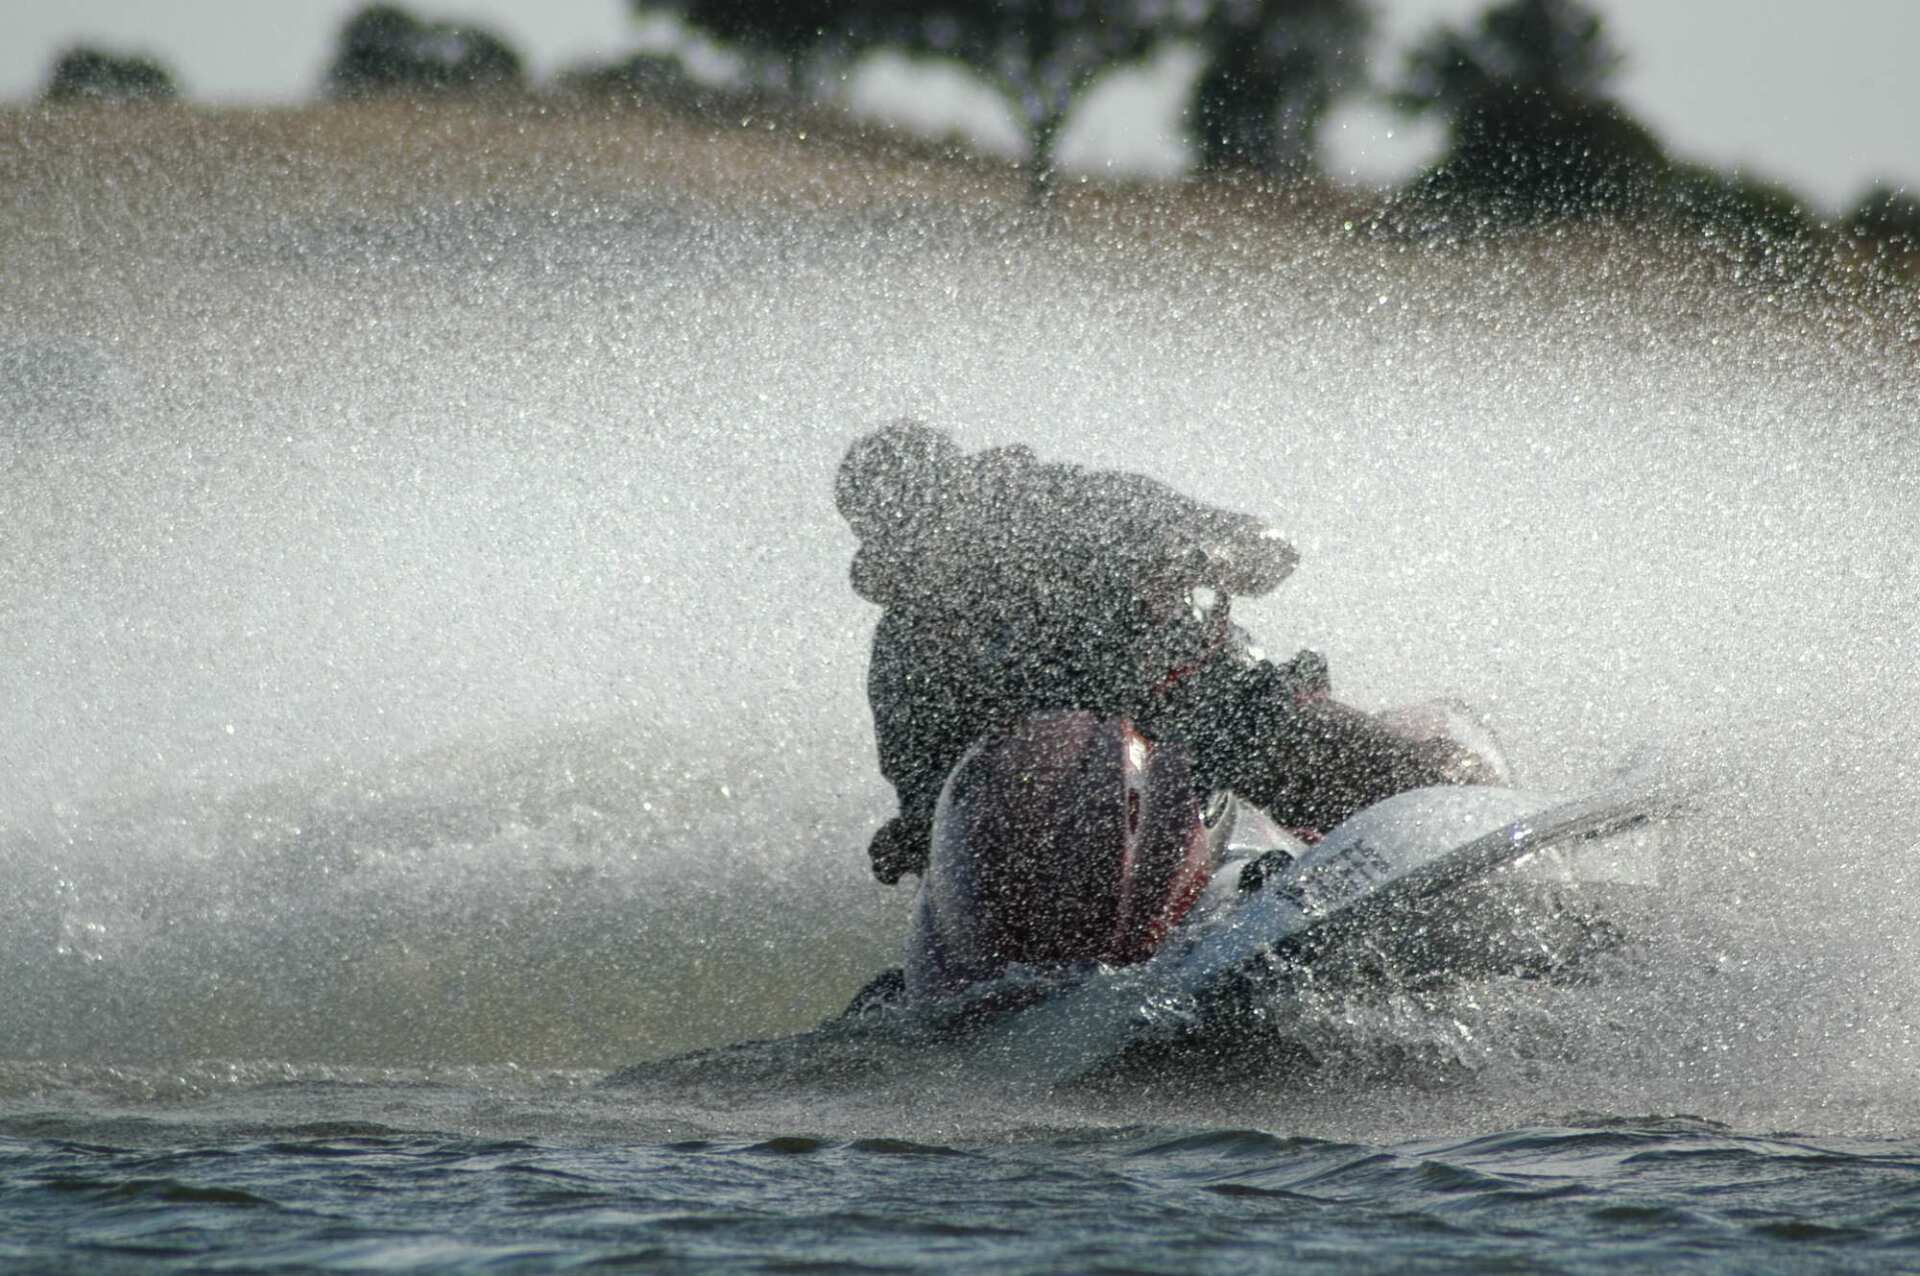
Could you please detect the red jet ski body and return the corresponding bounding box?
[904,711,1214,1000]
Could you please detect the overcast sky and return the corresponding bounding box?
[4,0,1914,211]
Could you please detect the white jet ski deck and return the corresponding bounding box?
[952,779,1680,1086]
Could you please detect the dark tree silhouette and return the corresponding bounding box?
[43,47,179,104]
[639,0,1165,202]
[327,4,524,98]
[1189,0,1372,181]
[658,0,892,87]
[557,50,715,113]
[1394,0,1663,224]
[1399,0,1619,117]
[929,0,1164,198]
[1667,166,1811,237]
[1662,163,1818,270]
[1844,183,1920,257]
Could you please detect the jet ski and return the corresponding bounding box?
[846,705,1678,1084]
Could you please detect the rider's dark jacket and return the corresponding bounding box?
[840,422,1467,885]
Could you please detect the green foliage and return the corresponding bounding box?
[556,51,716,113]
[643,0,908,89]
[43,47,179,105]
[1405,87,1666,225]
[1843,184,1920,254]
[623,0,1869,256]
[1394,0,1666,226]
[1663,162,1820,264]
[639,0,1167,197]
[1190,0,1373,180]
[1398,0,1619,117]
[921,1,1163,174]
[636,0,1375,191]
[673,0,887,53]
[327,4,524,98]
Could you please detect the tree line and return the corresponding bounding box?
[33,1,1920,266]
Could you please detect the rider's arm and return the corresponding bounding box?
[1160,649,1483,835]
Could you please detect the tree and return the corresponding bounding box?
[936,0,1166,197]
[556,50,715,114]
[1843,183,1920,258]
[1661,163,1819,273]
[1394,0,1663,224]
[1189,0,1372,181]
[1399,0,1619,118]
[638,0,1167,202]
[43,47,179,104]
[327,4,524,98]
[653,0,889,88]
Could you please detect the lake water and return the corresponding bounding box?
[10,1088,1920,1273]
[4,106,1918,1271]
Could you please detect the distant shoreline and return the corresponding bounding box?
[4,97,1913,359]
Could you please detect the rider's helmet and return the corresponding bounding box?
[834,418,964,542]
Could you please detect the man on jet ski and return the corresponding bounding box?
[837,418,1488,886]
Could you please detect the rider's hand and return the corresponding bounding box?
[867,816,926,885]
[1414,738,1503,787]
[1267,649,1331,701]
